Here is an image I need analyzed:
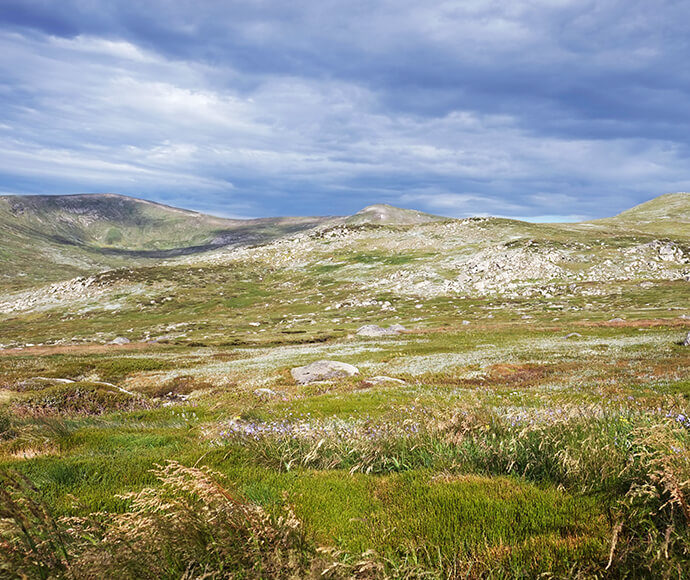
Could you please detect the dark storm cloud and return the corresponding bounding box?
[1,0,690,219]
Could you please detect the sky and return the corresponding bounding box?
[1,1,690,221]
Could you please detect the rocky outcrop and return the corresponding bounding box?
[0,276,104,314]
[291,360,360,384]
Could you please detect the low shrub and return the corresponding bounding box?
[142,375,213,399]
[0,410,17,440]
[12,383,153,416]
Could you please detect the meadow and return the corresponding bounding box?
[1,282,689,578]
[1,195,689,578]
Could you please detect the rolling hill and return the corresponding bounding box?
[1,191,689,297]
[590,191,690,236]
[0,193,330,290]
[344,204,446,225]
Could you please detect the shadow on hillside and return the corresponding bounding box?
[48,220,327,259]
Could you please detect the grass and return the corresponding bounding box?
[0,427,612,578]
[2,402,686,578]
[259,470,608,577]
[11,382,153,416]
[0,461,318,580]
[1,195,689,577]
[0,353,184,388]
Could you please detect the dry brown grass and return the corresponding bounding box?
[9,444,59,460]
[0,461,337,580]
[0,342,156,357]
[580,318,690,329]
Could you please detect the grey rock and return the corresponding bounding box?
[608,318,625,323]
[111,337,131,345]
[254,388,278,397]
[683,332,690,347]
[389,324,406,332]
[356,324,398,337]
[564,332,582,339]
[291,360,359,384]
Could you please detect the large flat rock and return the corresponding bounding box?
[356,324,404,337]
[291,360,359,384]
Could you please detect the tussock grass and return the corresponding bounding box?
[135,374,214,399]
[0,458,609,579]
[0,409,16,440]
[212,406,690,576]
[0,461,324,579]
[1,230,689,578]
[12,383,153,416]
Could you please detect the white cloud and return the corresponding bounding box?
[49,35,156,62]
[1,12,690,218]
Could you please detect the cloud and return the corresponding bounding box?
[1,2,690,218]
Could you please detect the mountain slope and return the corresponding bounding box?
[0,191,689,347]
[590,192,690,236]
[615,192,690,222]
[0,194,329,290]
[2,191,689,295]
[345,204,446,225]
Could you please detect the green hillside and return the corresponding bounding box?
[0,194,329,290]
[591,192,690,236]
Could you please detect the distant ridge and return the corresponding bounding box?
[2,191,688,291]
[345,204,446,225]
[0,193,331,247]
[0,193,329,290]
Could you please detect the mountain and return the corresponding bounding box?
[344,204,446,225]
[0,193,329,290]
[2,191,689,296]
[1,191,688,580]
[2,193,236,249]
[590,192,690,236]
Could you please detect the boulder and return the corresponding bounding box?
[356,324,396,336]
[111,337,131,345]
[291,360,359,384]
[683,331,690,347]
[356,324,405,337]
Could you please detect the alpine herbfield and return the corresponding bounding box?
[1,193,689,579]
